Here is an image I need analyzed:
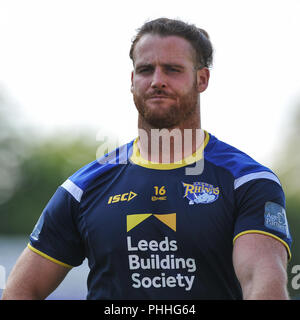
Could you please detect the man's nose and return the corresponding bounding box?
[151,68,166,89]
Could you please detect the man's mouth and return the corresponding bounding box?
[148,95,172,100]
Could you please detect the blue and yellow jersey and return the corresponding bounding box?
[28,131,292,300]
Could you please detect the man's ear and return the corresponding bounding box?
[196,67,210,93]
[131,71,134,93]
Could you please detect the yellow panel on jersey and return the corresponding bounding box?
[153,214,176,232]
[127,214,152,232]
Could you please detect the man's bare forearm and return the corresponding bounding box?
[242,266,289,300]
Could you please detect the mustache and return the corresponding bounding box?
[146,90,175,99]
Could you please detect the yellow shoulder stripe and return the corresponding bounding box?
[233,230,292,261]
[27,243,73,269]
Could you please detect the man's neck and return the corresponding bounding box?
[137,116,205,164]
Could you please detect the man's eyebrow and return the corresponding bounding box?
[135,63,185,70]
[135,63,153,70]
[163,64,185,69]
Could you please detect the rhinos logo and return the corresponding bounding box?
[182,182,219,205]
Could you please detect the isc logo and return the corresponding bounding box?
[108,191,137,204]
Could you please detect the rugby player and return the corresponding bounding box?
[2,18,291,300]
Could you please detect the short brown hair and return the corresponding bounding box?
[129,18,213,68]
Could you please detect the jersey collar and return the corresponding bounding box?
[130,130,210,170]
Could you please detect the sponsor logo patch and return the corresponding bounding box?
[126,213,196,291]
[264,202,290,238]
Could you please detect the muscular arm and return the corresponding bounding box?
[2,246,71,300]
[233,233,289,300]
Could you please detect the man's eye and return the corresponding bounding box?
[137,68,152,73]
[167,67,180,72]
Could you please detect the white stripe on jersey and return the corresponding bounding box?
[234,171,281,190]
[61,179,83,202]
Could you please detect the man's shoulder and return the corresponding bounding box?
[60,139,135,202]
[204,132,281,190]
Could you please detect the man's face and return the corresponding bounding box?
[131,34,207,129]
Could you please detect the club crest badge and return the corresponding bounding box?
[182,182,219,205]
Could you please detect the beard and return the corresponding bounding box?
[133,80,199,129]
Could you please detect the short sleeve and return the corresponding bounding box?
[233,179,292,260]
[28,186,85,268]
